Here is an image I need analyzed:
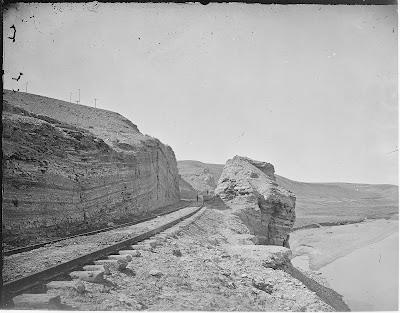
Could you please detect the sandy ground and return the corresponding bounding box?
[3,206,199,283]
[46,206,333,311]
[290,218,398,270]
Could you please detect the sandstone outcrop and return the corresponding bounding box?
[2,90,180,247]
[215,156,296,247]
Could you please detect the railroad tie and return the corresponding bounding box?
[142,240,159,248]
[46,280,85,293]
[83,264,111,275]
[69,270,104,283]
[3,205,203,309]
[12,293,62,309]
[108,254,132,262]
[131,244,152,251]
[119,249,141,257]
[94,259,128,271]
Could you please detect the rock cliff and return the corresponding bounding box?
[215,156,296,247]
[2,90,180,247]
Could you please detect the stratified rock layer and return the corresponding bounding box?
[215,156,296,247]
[2,90,180,247]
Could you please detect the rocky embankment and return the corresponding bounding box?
[215,156,296,247]
[2,90,180,248]
[38,204,335,311]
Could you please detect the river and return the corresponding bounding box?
[319,231,398,311]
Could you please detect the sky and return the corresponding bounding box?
[3,3,398,185]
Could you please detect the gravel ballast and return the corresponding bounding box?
[3,205,199,283]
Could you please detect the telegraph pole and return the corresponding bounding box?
[70,92,72,103]
[78,89,80,104]
[25,81,28,93]
[94,98,97,108]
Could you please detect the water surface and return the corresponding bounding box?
[320,232,399,311]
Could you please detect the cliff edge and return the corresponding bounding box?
[2,90,180,248]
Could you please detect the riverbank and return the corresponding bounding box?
[290,218,398,270]
[290,219,398,311]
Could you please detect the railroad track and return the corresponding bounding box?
[4,201,195,257]
[1,204,204,309]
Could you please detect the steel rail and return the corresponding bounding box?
[4,202,194,256]
[1,204,203,305]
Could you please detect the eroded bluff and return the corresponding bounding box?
[2,90,180,247]
[215,156,296,247]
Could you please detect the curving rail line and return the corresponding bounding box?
[1,204,204,307]
[4,202,195,257]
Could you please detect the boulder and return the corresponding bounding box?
[149,269,163,277]
[252,277,274,294]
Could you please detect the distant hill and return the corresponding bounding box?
[177,160,224,194]
[275,175,398,227]
[177,160,398,227]
[179,176,198,200]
